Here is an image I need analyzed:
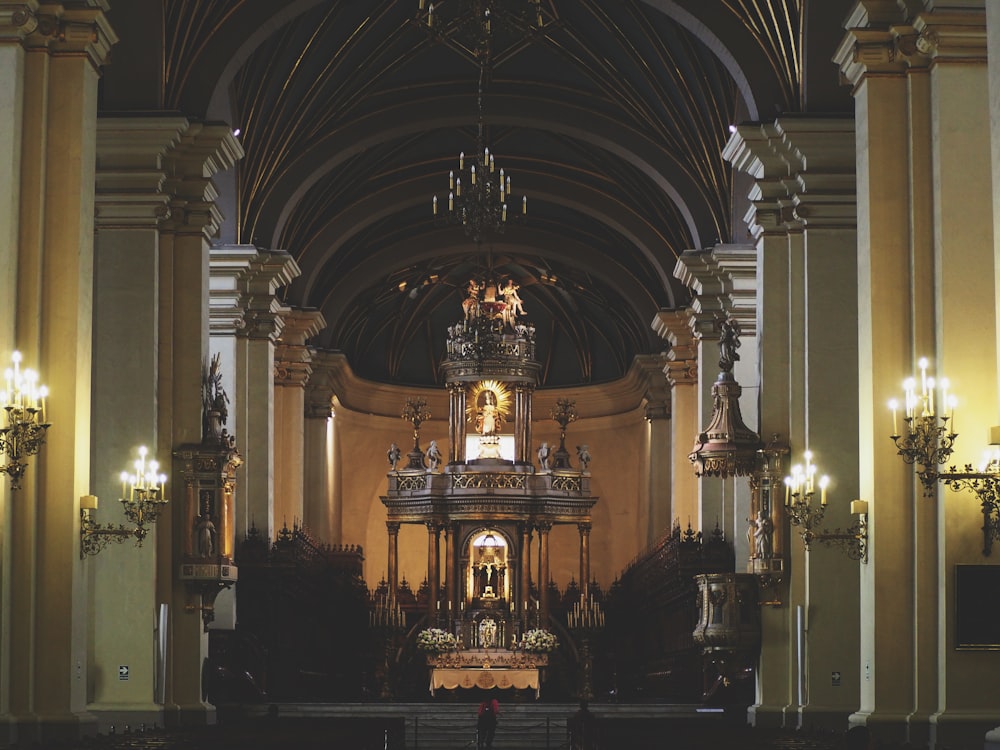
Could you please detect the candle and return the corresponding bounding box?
[522,195,527,214]
[919,357,928,397]
[784,478,791,506]
[449,170,454,190]
[471,165,476,184]
[889,399,898,435]
[455,178,461,196]
[502,204,507,222]
[459,151,464,170]
[927,377,935,417]
[433,195,438,215]
[449,192,454,211]
[427,3,433,26]
[819,476,829,505]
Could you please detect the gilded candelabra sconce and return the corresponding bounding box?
[937,454,1000,556]
[888,357,1000,555]
[401,397,432,470]
[567,594,604,701]
[888,357,957,494]
[80,446,168,558]
[0,351,50,489]
[549,398,577,469]
[784,451,868,563]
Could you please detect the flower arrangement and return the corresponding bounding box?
[521,628,558,653]
[416,628,459,653]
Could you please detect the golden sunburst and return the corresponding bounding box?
[466,380,513,431]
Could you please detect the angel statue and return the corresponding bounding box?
[426,440,443,472]
[387,442,401,471]
[576,445,591,471]
[537,442,551,473]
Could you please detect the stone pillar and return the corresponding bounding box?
[1,4,116,742]
[387,522,400,604]
[655,311,700,532]
[514,384,533,465]
[634,355,671,543]
[578,523,591,599]
[519,523,531,627]
[426,522,441,623]
[234,250,297,542]
[448,383,467,464]
[90,115,187,726]
[445,522,457,618]
[914,9,996,748]
[159,123,243,725]
[724,114,860,732]
[537,523,551,626]
[273,309,325,535]
[304,352,335,543]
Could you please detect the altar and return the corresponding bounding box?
[429,667,540,697]
[426,649,546,697]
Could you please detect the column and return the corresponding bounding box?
[234,250,297,542]
[17,5,115,741]
[514,384,533,465]
[90,115,187,725]
[537,523,551,626]
[654,311,698,532]
[448,383,467,464]
[519,523,531,627]
[835,6,931,743]
[578,523,591,600]
[634,355,671,543]
[426,522,440,623]
[444,522,457,619]
[916,10,997,748]
[0,8,33,736]
[304,352,335,543]
[159,122,243,725]
[273,308,325,535]
[387,522,400,604]
[724,122,798,728]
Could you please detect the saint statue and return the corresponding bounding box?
[748,510,774,560]
[427,440,443,472]
[476,390,503,436]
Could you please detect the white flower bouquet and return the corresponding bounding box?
[416,627,459,653]
[521,628,558,653]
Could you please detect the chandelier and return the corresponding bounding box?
[427,2,530,242]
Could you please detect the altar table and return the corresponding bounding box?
[429,667,540,697]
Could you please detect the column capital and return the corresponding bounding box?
[22,2,116,69]
[386,521,400,534]
[275,309,326,388]
[94,104,188,229]
[577,522,592,534]
[673,245,758,335]
[655,310,699,387]
[305,350,337,419]
[912,9,986,63]
[631,354,671,420]
[162,123,244,239]
[0,2,39,41]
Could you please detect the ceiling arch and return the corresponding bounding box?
[144,0,844,387]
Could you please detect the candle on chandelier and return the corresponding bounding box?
[433,195,438,215]
[459,151,464,170]
[449,192,454,211]
[522,195,527,214]
[470,165,476,184]
[449,170,454,190]
[456,178,461,196]
[889,399,898,435]
[502,204,507,222]
[819,475,829,506]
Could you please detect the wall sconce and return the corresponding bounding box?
[888,357,957,494]
[80,446,168,558]
[784,451,868,563]
[938,450,1000,556]
[0,351,50,489]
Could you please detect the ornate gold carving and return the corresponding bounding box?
[396,474,427,491]
[551,475,582,492]
[451,473,526,490]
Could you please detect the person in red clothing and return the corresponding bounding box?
[477,697,500,749]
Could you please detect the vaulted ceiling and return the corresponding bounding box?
[104,0,852,387]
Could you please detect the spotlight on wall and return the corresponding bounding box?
[0,350,50,489]
[80,446,169,558]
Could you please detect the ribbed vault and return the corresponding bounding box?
[139,0,847,386]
